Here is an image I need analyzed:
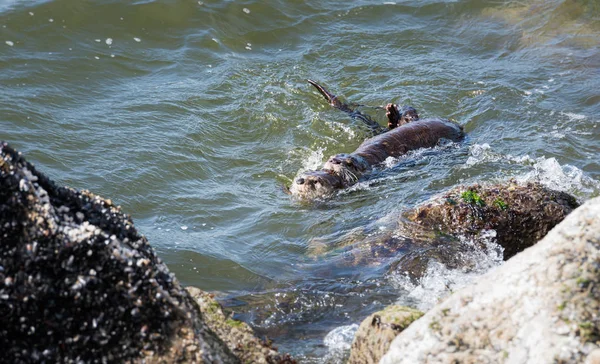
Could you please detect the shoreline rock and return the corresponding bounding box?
[380,196,600,363]
[187,287,295,364]
[0,142,289,363]
[406,181,579,259]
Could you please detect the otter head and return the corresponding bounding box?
[323,153,370,185]
[399,106,419,124]
[290,170,344,199]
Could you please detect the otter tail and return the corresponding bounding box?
[307,79,385,135]
[307,79,352,113]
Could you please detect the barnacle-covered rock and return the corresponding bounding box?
[0,142,243,363]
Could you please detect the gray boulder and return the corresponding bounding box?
[381,196,600,364]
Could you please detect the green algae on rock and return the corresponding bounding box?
[187,287,296,364]
[407,181,579,259]
[0,142,244,363]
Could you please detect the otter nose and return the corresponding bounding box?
[296,178,305,185]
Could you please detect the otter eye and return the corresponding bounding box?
[296,178,305,185]
[344,159,352,165]
[331,159,341,165]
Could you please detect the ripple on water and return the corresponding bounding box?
[1,0,600,361]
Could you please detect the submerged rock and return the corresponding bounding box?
[381,196,600,364]
[0,142,284,363]
[348,305,423,364]
[317,181,578,278]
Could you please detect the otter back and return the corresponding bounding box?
[354,118,464,165]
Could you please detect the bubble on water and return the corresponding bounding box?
[110,54,115,58]
[105,38,113,45]
[212,38,219,43]
[180,226,188,231]
[5,41,14,46]
[133,37,141,42]
[28,12,34,16]
[94,56,100,60]
[198,1,204,4]
[243,7,250,14]
[95,39,101,43]
[49,18,54,22]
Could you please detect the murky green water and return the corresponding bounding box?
[2,0,599,361]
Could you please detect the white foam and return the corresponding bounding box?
[391,230,503,311]
[243,7,250,14]
[464,144,599,197]
[133,37,141,42]
[517,156,600,195]
[298,148,325,174]
[323,324,359,361]
[105,38,113,45]
[560,112,586,122]
[5,40,13,46]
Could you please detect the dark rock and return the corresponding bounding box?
[406,180,579,259]
[0,142,240,363]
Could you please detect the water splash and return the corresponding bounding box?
[464,143,600,198]
[390,230,503,311]
[323,324,359,363]
[517,157,600,197]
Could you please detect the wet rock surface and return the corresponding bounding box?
[406,180,579,259]
[381,196,600,364]
[187,287,296,364]
[0,142,242,363]
[348,305,423,364]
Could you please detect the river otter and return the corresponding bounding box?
[290,81,464,200]
[291,119,464,199]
